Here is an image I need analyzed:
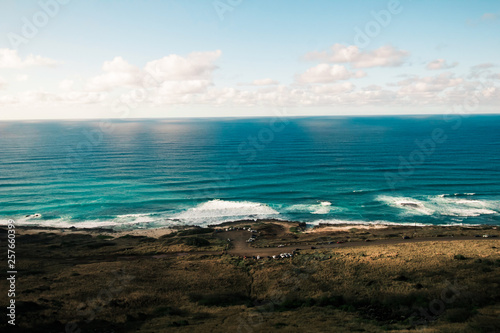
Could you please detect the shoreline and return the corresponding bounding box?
[11,218,499,239]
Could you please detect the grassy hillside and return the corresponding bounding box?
[1,226,499,332]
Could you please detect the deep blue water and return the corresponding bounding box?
[1,115,499,229]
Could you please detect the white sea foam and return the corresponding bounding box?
[23,213,42,219]
[286,201,337,215]
[309,219,429,227]
[309,218,485,227]
[173,199,280,224]
[440,193,476,198]
[0,213,163,229]
[3,194,497,230]
[377,195,435,215]
[0,200,280,229]
[377,194,499,218]
[430,196,497,217]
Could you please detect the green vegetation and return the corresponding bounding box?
[183,237,210,247]
[96,234,114,240]
[177,228,214,236]
[189,293,251,307]
[445,308,476,323]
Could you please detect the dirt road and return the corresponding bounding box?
[212,230,497,257]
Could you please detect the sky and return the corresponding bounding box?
[0,0,499,120]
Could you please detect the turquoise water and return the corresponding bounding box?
[1,115,499,229]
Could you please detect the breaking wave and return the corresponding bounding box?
[172,199,280,225]
[377,194,499,218]
[285,201,338,215]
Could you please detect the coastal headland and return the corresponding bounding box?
[1,220,499,332]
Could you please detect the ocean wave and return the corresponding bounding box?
[309,218,487,227]
[309,219,429,227]
[173,199,280,224]
[377,196,435,215]
[439,193,476,198]
[377,194,499,218]
[0,200,282,229]
[0,212,165,229]
[3,194,498,230]
[285,201,338,215]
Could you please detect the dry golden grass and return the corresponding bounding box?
[1,227,499,332]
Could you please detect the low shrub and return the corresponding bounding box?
[444,308,475,323]
[86,242,116,249]
[96,235,114,240]
[168,320,189,327]
[153,306,186,316]
[178,228,214,236]
[183,237,210,247]
[189,293,251,307]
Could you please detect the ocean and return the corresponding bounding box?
[1,115,499,229]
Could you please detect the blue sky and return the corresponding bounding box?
[0,0,499,119]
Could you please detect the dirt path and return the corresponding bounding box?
[150,231,498,259]
[223,231,496,257]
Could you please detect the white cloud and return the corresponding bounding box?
[297,64,366,83]
[488,73,500,80]
[59,79,74,91]
[252,78,279,86]
[237,78,280,86]
[2,75,498,114]
[158,80,212,95]
[467,13,499,26]
[0,94,18,104]
[304,44,409,68]
[310,82,355,94]
[16,74,28,81]
[3,46,500,117]
[0,77,6,89]
[0,49,58,68]
[394,72,464,95]
[63,91,108,104]
[18,90,62,104]
[471,63,495,70]
[85,51,221,92]
[0,89,108,106]
[144,50,221,82]
[468,63,496,79]
[481,13,498,21]
[426,59,458,70]
[85,56,143,91]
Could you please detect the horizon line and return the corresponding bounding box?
[1,112,500,122]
